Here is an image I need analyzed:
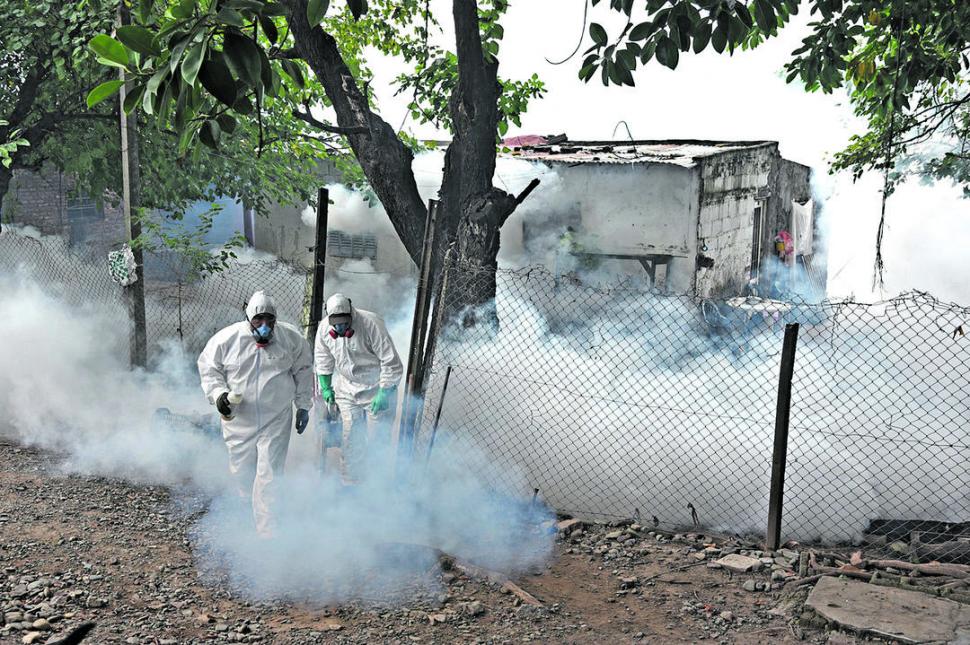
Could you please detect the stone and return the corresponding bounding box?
[30,619,50,631]
[805,577,970,644]
[619,577,638,589]
[604,530,624,540]
[214,623,230,632]
[690,552,708,561]
[771,570,789,582]
[742,580,758,592]
[715,554,762,573]
[10,585,28,599]
[719,611,734,622]
[21,633,42,645]
[463,601,485,617]
[555,519,583,534]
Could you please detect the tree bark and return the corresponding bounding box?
[437,0,521,327]
[283,0,530,331]
[282,0,428,265]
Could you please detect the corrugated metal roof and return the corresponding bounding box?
[500,139,777,167]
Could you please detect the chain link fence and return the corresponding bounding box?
[4,227,969,560]
[0,227,313,362]
[417,261,970,561]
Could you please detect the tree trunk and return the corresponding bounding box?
[283,0,428,265]
[435,0,520,328]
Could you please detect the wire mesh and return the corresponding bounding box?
[3,227,968,561]
[417,260,970,561]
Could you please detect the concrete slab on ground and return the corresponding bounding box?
[806,576,970,644]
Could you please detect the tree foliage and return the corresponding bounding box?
[93,0,548,322]
[0,0,324,224]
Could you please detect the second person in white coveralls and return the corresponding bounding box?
[315,293,403,482]
[197,291,314,537]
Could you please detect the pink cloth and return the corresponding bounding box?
[502,135,547,148]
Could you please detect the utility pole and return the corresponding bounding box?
[118,2,147,367]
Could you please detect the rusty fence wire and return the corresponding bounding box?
[417,261,970,562]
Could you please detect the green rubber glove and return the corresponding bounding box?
[370,387,394,414]
[318,374,335,404]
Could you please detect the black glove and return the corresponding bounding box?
[216,392,232,417]
[295,408,310,434]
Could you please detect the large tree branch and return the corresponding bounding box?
[282,0,428,265]
[292,106,370,135]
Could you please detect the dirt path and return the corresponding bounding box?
[0,439,856,644]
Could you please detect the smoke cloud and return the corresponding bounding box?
[0,239,554,603]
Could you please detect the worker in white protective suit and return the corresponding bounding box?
[315,293,403,482]
[197,291,313,537]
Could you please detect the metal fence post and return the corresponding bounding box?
[766,323,800,551]
[306,187,329,345]
[399,199,438,457]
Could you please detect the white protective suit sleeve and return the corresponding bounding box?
[314,326,336,376]
[286,323,314,409]
[198,330,230,403]
[367,315,404,389]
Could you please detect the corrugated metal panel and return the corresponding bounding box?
[500,140,775,167]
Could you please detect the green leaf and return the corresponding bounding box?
[171,0,195,20]
[307,0,330,26]
[258,47,274,94]
[693,22,712,53]
[734,3,753,28]
[629,21,653,41]
[223,32,262,87]
[123,84,146,114]
[116,26,160,56]
[89,35,130,69]
[347,0,368,20]
[86,79,124,108]
[590,22,608,46]
[216,113,237,134]
[200,119,221,149]
[181,41,206,86]
[753,0,774,32]
[169,35,192,73]
[281,59,306,88]
[258,15,279,44]
[216,7,246,27]
[198,52,238,107]
[639,39,657,63]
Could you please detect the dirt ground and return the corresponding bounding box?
[0,438,879,644]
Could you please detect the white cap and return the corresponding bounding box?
[245,291,277,320]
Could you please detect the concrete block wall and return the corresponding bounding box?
[694,145,775,297]
[2,168,127,259]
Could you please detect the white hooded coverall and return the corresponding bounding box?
[197,292,313,536]
[314,296,403,480]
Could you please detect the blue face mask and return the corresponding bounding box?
[333,322,351,336]
[252,322,274,345]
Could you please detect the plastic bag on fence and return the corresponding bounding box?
[107,245,138,286]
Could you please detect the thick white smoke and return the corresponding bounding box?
[421,272,970,544]
[0,234,555,603]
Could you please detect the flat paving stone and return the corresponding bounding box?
[806,576,970,644]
